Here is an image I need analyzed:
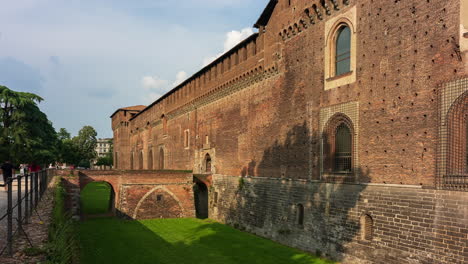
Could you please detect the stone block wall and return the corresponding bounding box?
[210,175,468,264]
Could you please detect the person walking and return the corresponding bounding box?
[1,160,15,191]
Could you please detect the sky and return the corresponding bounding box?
[0,0,269,138]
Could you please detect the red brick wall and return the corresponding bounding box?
[113,0,465,186]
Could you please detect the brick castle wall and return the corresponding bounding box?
[210,175,468,264]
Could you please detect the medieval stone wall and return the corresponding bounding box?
[210,175,468,264]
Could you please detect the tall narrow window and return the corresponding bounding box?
[139,151,144,170]
[297,204,304,226]
[205,154,212,173]
[184,130,190,148]
[148,149,153,170]
[159,148,165,170]
[334,123,352,173]
[361,214,374,241]
[130,152,134,170]
[335,26,351,76]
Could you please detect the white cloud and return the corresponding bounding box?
[224,28,254,51]
[203,27,254,66]
[141,76,168,91]
[172,71,188,86]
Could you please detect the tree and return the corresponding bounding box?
[57,128,71,141]
[74,126,97,161]
[0,85,58,165]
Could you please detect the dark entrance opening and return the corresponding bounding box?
[194,181,208,219]
[81,182,115,216]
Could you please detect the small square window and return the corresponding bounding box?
[156,195,163,201]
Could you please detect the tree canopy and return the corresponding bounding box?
[0,85,58,165]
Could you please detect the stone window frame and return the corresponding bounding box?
[320,102,360,182]
[438,77,468,191]
[323,113,355,177]
[324,6,357,90]
[184,129,190,149]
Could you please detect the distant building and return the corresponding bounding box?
[96,138,112,158]
[93,138,113,169]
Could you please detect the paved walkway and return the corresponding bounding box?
[0,176,30,254]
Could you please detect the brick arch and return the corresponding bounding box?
[446,90,468,175]
[80,180,116,214]
[132,186,185,219]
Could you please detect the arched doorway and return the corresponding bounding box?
[159,148,165,170]
[81,182,115,216]
[194,181,208,219]
[139,151,144,170]
[205,154,212,173]
[148,149,153,170]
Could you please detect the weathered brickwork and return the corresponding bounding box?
[62,170,196,220]
[210,175,468,264]
[111,0,468,263]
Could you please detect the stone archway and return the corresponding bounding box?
[80,181,115,216]
[194,181,209,219]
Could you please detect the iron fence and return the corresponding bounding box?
[0,170,54,256]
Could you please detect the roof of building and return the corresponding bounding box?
[254,0,278,28]
[110,105,147,118]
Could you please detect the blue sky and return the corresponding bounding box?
[0,0,269,138]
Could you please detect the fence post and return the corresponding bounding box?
[24,174,29,224]
[17,175,22,231]
[29,172,33,217]
[7,178,13,256]
[34,172,39,207]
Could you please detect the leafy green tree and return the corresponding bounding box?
[95,155,113,167]
[73,126,97,162]
[0,85,58,165]
[57,128,71,141]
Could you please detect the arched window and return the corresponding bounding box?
[205,154,212,173]
[323,114,354,175]
[148,149,153,170]
[446,91,468,177]
[159,148,165,170]
[297,204,304,226]
[139,151,144,170]
[360,214,374,241]
[334,123,352,173]
[335,25,351,76]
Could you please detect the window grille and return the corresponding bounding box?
[334,123,352,173]
[439,78,468,191]
[361,214,373,241]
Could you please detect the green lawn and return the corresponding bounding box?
[80,182,112,215]
[79,218,335,264]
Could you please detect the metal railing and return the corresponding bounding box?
[0,170,53,256]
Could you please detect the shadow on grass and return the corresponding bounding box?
[79,218,335,264]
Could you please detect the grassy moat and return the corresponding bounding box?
[79,218,334,264]
[79,183,334,264]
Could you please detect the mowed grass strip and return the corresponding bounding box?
[79,218,335,264]
[80,182,112,215]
